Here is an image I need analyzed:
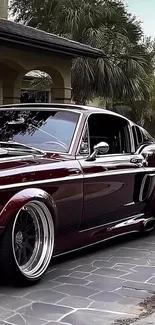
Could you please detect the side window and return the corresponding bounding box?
[80,113,131,155]
[132,126,138,150]
[132,125,143,150]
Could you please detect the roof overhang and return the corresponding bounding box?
[0,19,104,58]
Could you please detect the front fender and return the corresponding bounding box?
[0,188,58,230]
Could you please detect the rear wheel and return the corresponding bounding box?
[0,200,54,285]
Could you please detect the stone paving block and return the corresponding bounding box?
[0,281,61,297]
[89,291,122,303]
[79,254,112,262]
[71,256,104,265]
[85,273,125,285]
[133,266,155,274]
[63,309,119,325]
[121,272,153,282]
[117,297,144,306]
[122,280,155,293]
[131,259,151,266]
[109,257,137,264]
[92,261,116,268]
[147,276,155,284]
[113,248,150,258]
[116,287,152,299]
[52,276,89,285]
[39,280,65,290]
[113,264,136,272]
[92,267,128,278]
[18,302,73,322]
[89,300,125,312]
[0,295,31,310]
[33,280,62,290]
[54,261,83,271]
[70,257,98,265]
[52,284,99,298]
[57,296,92,308]
[24,290,67,304]
[0,286,33,298]
[45,269,73,280]
[0,307,14,321]
[72,264,98,273]
[144,253,155,259]
[69,271,90,279]
[86,280,121,291]
[114,258,150,266]
[138,244,155,251]
[5,314,45,325]
[148,260,155,266]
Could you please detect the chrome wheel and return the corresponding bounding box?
[12,201,54,280]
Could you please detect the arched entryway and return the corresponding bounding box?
[21,70,53,103]
[0,48,72,105]
[20,65,71,104]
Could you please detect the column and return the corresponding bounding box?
[0,0,8,19]
[3,84,21,104]
[51,87,72,103]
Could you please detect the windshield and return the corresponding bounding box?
[0,110,80,153]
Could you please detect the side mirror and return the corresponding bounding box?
[86,142,109,161]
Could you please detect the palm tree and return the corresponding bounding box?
[10,0,151,104]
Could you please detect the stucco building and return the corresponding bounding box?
[0,1,103,105]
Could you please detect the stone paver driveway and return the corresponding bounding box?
[1,232,155,325]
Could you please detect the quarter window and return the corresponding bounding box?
[132,125,143,150]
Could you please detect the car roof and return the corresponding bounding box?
[0,102,108,113]
[0,102,131,122]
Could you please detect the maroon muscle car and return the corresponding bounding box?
[0,103,155,285]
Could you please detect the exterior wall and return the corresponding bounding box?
[0,0,8,19]
[0,45,72,105]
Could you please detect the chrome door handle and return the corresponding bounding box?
[130,157,143,164]
[130,156,147,167]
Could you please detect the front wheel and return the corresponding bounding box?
[0,200,54,285]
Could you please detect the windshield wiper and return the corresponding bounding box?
[0,141,45,155]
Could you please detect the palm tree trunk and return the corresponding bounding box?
[106,100,113,110]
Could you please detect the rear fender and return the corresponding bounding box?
[0,188,58,230]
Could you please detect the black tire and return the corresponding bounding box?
[0,200,54,286]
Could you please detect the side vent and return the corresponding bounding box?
[139,174,155,202]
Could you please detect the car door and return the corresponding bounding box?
[77,112,147,231]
